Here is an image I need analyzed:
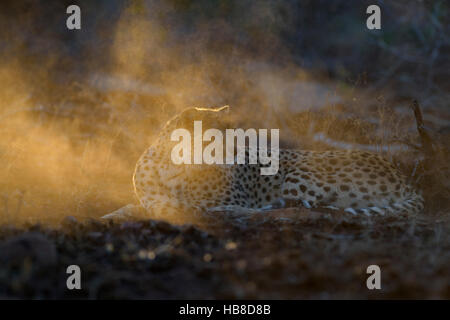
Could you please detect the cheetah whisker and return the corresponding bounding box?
[302,200,312,209]
[360,208,372,217]
[344,208,358,215]
[323,205,339,210]
[369,207,385,215]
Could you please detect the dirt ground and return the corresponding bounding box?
[0,209,449,299]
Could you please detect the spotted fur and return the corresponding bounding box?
[132,106,424,220]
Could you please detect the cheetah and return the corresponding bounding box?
[104,106,424,221]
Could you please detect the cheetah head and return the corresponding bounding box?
[137,106,232,191]
[154,105,231,171]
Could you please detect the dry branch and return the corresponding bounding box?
[411,100,435,156]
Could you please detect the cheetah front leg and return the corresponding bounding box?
[206,204,277,215]
[102,198,200,223]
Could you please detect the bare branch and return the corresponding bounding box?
[411,99,434,156]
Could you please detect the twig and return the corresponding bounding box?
[410,100,434,156]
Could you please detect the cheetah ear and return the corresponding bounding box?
[194,105,230,113]
[214,105,230,113]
